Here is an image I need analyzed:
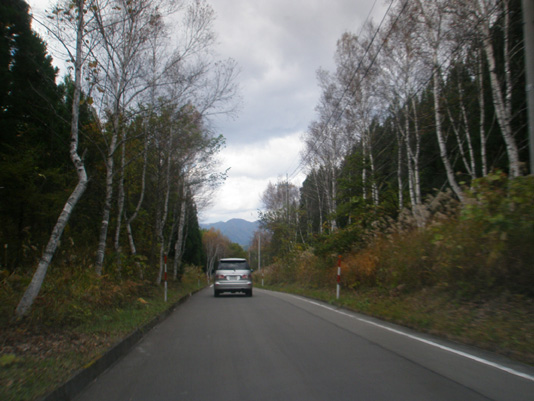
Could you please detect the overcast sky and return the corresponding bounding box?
[27,0,388,223]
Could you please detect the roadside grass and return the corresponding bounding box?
[261,283,534,366]
[259,175,534,367]
[0,276,206,401]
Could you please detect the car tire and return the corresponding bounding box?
[214,290,220,297]
[247,289,253,297]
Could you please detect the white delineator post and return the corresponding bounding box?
[336,255,341,300]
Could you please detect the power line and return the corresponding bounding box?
[287,0,491,185]
[287,0,408,182]
[282,0,382,181]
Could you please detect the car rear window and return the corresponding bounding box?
[217,260,249,270]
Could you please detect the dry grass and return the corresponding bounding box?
[262,175,534,365]
[0,266,205,401]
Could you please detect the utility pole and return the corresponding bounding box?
[286,173,290,223]
[258,232,261,272]
[523,0,534,174]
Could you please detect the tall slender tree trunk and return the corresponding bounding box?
[173,183,187,281]
[125,128,149,278]
[478,48,488,177]
[459,81,477,178]
[114,137,126,274]
[395,121,404,210]
[478,0,521,177]
[329,166,337,231]
[411,97,422,205]
[156,128,173,285]
[365,128,379,205]
[415,0,464,201]
[432,61,464,202]
[15,0,88,318]
[126,121,149,234]
[448,105,474,178]
[95,115,119,275]
[362,141,368,202]
[403,105,416,208]
[312,170,324,234]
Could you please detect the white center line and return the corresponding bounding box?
[290,294,534,383]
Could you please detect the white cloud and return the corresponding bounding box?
[222,133,303,178]
[199,132,305,223]
[199,176,263,223]
[201,0,388,222]
[209,0,384,145]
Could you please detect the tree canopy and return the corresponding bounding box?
[1,0,239,317]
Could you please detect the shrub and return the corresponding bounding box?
[264,172,534,299]
[342,249,379,289]
[458,172,534,295]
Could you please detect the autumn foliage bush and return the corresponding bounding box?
[1,261,204,327]
[264,173,534,299]
[6,269,145,326]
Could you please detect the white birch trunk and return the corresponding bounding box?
[478,48,488,177]
[114,137,126,273]
[448,106,474,178]
[411,97,422,205]
[478,0,521,177]
[16,0,88,317]
[329,166,337,231]
[312,170,324,234]
[207,245,219,276]
[156,129,173,285]
[432,59,464,202]
[415,0,464,201]
[173,184,187,280]
[459,81,477,178]
[362,142,368,202]
[403,106,416,208]
[363,127,378,206]
[95,112,119,275]
[395,123,404,210]
[93,0,143,274]
[126,126,149,259]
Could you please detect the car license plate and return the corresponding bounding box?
[229,276,238,280]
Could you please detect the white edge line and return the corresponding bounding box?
[290,295,534,383]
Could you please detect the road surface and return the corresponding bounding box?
[75,288,534,401]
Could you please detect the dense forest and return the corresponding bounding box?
[1,0,533,321]
[2,1,532,398]
[256,0,534,297]
[1,0,239,318]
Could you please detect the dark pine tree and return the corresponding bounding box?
[0,0,68,269]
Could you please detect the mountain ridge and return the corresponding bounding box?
[200,218,259,247]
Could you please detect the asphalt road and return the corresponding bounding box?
[75,288,534,401]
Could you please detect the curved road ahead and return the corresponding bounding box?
[75,288,534,401]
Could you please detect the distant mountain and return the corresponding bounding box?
[200,218,260,247]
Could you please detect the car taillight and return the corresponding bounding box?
[216,274,225,279]
[241,274,249,279]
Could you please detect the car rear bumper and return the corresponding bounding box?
[214,281,253,292]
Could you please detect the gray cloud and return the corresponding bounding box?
[27,0,386,223]
[210,0,386,145]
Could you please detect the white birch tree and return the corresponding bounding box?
[415,0,465,201]
[467,0,521,177]
[91,0,171,274]
[16,0,90,317]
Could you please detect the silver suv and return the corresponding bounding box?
[213,258,253,297]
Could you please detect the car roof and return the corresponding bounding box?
[219,258,247,262]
